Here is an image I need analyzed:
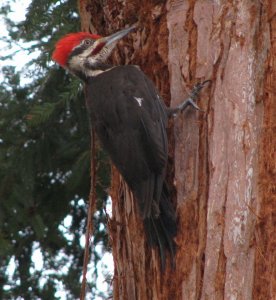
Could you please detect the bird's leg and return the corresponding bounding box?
[166,80,211,117]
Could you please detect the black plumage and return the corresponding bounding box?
[85,65,176,268]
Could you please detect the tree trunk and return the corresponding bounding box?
[79,1,276,299]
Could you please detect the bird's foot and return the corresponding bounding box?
[167,80,211,116]
[181,80,211,112]
[179,97,203,112]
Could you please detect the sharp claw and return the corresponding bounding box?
[182,98,204,112]
[202,79,212,86]
[189,80,211,102]
[195,80,212,90]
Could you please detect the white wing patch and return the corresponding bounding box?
[134,97,143,107]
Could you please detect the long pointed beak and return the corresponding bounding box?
[102,25,136,46]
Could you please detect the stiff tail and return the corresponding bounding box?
[143,185,177,270]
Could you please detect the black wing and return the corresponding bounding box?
[86,65,168,218]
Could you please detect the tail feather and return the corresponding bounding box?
[143,185,177,270]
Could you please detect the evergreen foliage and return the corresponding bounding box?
[0,0,111,298]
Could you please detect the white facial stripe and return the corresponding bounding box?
[68,41,118,76]
[82,47,94,57]
[84,67,115,77]
[69,55,84,71]
[68,45,95,72]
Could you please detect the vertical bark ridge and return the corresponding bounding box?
[254,2,276,299]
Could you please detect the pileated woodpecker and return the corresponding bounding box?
[52,25,209,269]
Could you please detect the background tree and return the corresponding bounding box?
[0,0,111,298]
[80,0,276,299]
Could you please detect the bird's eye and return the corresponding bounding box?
[83,39,92,45]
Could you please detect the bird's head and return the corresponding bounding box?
[52,25,136,78]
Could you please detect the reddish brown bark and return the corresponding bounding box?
[254,2,276,299]
[79,0,276,299]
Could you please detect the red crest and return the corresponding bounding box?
[52,32,101,67]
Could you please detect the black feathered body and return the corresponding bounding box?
[85,65,176,267]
